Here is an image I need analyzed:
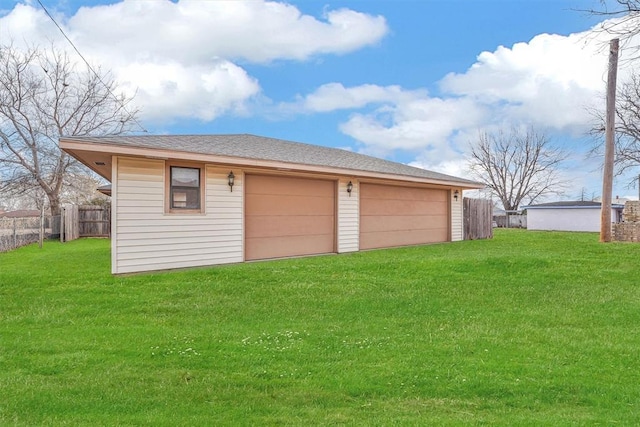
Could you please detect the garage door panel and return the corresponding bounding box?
[246,234,334,260]
[245,174,335,260]
[246,215,335,238]
[246,194,334,216]
[361,199,448,216]
[246,175,333,197]
[360,183,448,250]
[360,214,448,233]
[361,228,448,249]
[361,184,447,202]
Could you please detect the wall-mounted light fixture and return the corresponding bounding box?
[453,190,459,201]
[347,181,353,197]
[228,171,235,192]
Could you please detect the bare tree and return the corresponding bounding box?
[576,186,599,201]
[581,2,640,186]
[611,73,640,173]
[583,1,640,58]
[590,71,640,181]
[0,43,138,215]
[469,127,568,211]
[61,172,110,206]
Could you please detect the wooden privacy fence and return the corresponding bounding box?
[78,205,110,237]
[61,204,111,242]
[463,197,493,240]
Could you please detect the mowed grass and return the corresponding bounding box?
[1,230,640,425]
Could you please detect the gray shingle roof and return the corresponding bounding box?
[63,134,481,186]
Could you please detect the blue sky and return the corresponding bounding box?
[2,0,639,201]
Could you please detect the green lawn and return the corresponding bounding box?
[1,230,639,425]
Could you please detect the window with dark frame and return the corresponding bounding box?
[170,166,201,210]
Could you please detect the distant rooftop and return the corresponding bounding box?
[0,209,41,218]
[524,200,625,209]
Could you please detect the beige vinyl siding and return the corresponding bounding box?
[337,178,358,253]
[451,189,463,241]
[111,157,118,273]
[112,157,243,274]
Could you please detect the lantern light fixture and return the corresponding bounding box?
[228,171,235,192]
[346,181,353,196]
[454,189,459,201]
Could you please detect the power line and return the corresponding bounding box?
[36,0,148,134]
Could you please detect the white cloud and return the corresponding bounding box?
[440,31,612,134]
[0,3,60,45]
[68,2,387,64]
[286,83,485,160]
[0,1,388,122]
[409,158,473,180]
[289,83,426,112]
[340,96,486,156]
[117,60,260,122]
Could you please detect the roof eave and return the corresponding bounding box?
[60,138,484,189]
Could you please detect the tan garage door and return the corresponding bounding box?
[245,175,335,260]
[360,183,449,250]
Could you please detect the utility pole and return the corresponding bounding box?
[601,38,619,243]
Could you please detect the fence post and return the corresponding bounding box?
[13,218,17,249]
[60,207,65,243]
[39,203,45,248]
[69,205,79,241]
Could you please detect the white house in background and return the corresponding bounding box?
[60,134,483,274]
[523,201,625,232]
